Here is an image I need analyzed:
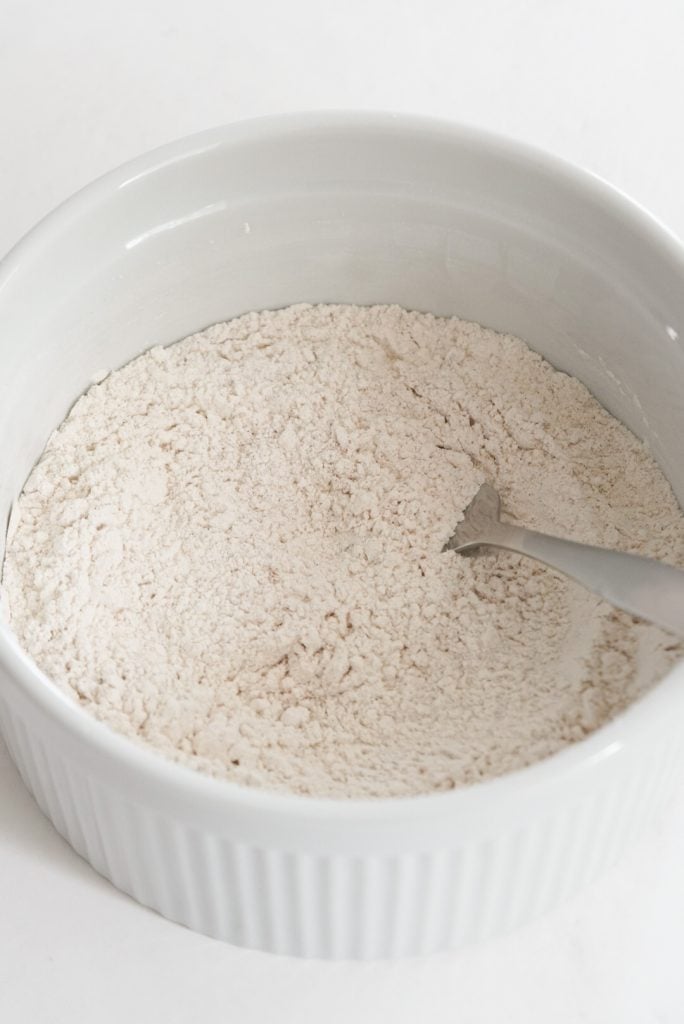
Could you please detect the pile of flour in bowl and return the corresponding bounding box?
[4,304,684,797]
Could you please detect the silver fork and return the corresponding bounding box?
[442,483,684,639]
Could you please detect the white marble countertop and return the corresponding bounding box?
[2,1,684,1020]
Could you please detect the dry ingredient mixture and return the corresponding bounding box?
[3,304,684,797]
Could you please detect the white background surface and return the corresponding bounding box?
[2,1,684,1020]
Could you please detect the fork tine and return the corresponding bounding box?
[442,482,501,553]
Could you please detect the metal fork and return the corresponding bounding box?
[442,483,684,638]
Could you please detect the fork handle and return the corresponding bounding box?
[485,523,684,639]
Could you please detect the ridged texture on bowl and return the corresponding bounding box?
[1,691,680,958]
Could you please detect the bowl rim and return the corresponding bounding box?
[1,109,684,822]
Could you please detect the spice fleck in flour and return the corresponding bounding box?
[3,304,684,797]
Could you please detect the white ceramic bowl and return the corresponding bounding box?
[1,113,684,960]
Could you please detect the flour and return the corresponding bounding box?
[4,303,684,798]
